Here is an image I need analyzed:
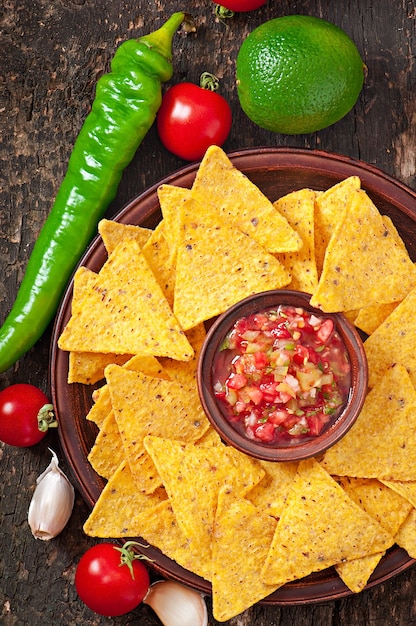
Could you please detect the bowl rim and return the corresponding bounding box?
[197,289,368,462]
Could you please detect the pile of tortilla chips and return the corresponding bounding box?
[57,146,416,622]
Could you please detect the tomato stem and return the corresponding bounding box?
[114,541,154,580]
[214,5,234,19]
[38,404,58,432]
[200,72,220,92]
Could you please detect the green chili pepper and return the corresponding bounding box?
[0,12,185,373]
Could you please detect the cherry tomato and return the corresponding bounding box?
[214,0,266,12]
[75,542,150,617]
[0,383,55,447]
[157,78,232,162]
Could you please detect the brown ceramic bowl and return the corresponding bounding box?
[51,148,416,604]
[197,289,368,462]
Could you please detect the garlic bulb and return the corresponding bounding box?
[28,448,75,540]
[143,580,208,626]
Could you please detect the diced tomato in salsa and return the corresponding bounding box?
[213,305,351,446]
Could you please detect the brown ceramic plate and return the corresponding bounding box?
[50,147,416,605]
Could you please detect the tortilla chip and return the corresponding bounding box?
[333,476,411,592]
[159,323,206,386]
[395,508,416,558]
[364,285,416,388]
[211,487,279,621]
[85,386,113,428]
[321,364,416,480]
[157,184,190,263]
[274,188,319,293]
[139,500,213,581]
[85,354,169,429]
[106,365,211,473]
[58,240,194,361]
[353,301,401,336]
[261,458,394,586]
[143,436,265,557]
[380,480,416,509]
[87,411,125,480]
[191,145,302,253]
[98,218,152,255]
[313,176,361,274]
[173,198,291,330]
[310,189,416,312]
[141,221,176,307]
[246,459,299,518]
[83,460,167,537]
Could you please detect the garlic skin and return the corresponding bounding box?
[143,580,208,626]
[28,449,75,540]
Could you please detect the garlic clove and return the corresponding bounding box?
[143,580,208,626]
[28,448,75,540]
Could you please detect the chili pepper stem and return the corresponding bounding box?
[141,12,185,59]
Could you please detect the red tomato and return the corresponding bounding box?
[75,542,150,617]
[0,383,53,447]
[214,0,266,11]
[157,82,232,161]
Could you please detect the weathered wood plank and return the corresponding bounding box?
[0,1,415,624]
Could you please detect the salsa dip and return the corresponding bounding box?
[213,305,351,446]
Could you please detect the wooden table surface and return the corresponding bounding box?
[1,1,415,624]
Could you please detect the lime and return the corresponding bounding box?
[236,15,365,134]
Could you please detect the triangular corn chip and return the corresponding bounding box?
[191,145,302,253]
[274,188,319,293]
[173,198,291,330]
[261,458,393,586]
[143,436,265,557]
[364,284,416,388]
[313,176,361,274]
[83,460,167,538]
[321,364,416,480]
[106,365,211,468]
[58,239,193,361]
[310,189,416,311]
[211,487,279,621]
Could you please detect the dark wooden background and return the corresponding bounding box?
[1,1,415,624]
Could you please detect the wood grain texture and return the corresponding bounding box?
[0,1,415,624]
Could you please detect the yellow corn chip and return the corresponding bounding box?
[58,240,194,361]
[274,188,319,293]
[85,386,113,428]
[67,267,132,384]
[310,190,416,312]
[321,364,416,480]
[314,176,361,274]
[83,460,167,538]
[157,184,190,263]
[380,480,416,509]
[334,476,411,592]
[173,199,291,330]
[395,508,416,558]
[87,411,125,480]
[142,221,176,307]
[159,323,206,385]
[261,458,394,586]
[212,487,279,621]
[86,354,170,428]
[143,436,265,557]
[191,145,302,253]
[354,301,400,336]
[246,459,299,518]
[98,218,152,255]
[138,500,213,581]
[364,285,416,388]
[106,365,211,469]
